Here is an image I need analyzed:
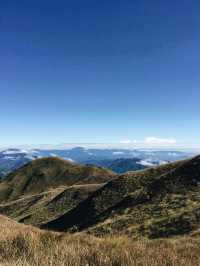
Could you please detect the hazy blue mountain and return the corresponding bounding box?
[84,158,148,173]
[0,147,193,177]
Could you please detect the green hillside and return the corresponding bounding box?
[42,156,200,239]
[1,155,200,240]
[0,183,102,226]
[0,157,115,203]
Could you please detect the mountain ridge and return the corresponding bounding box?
[0,157,115,203]
[1,155,200,240]
[42,156,200,239]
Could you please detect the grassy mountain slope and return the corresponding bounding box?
[0,157,115,203]
[43,156,200,239]
[0,183,102,226]
[1,214,200,266]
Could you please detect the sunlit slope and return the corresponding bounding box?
[0,157,115,202]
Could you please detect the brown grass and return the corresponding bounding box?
[1,215,200,266]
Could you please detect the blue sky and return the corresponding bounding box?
[0,0,200,148]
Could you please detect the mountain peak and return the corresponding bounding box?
[0,157,115,202]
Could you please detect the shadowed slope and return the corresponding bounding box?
[0,183,102,226]
[42,156,200,238]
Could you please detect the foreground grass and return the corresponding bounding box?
[1,216,200,266]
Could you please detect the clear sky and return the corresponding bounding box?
[0,0,200,148]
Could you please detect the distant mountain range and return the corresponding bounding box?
[84,158,148,173]
[0,147,194,177]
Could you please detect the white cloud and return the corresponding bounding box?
[120,139,132,144]
[50,153,58,157]
[119,137,177,147]
[64,157,75,163]
[137,160,155,167]
[2,149,28,155]
[113,151,125,155]
[144,137,177,145]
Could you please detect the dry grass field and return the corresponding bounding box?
[1,215,200,266]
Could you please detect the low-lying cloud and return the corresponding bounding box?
[144,137,177,145]
[120,137,177,147]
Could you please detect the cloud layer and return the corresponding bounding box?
[120,137,177,147]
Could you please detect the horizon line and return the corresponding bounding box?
[0,142,199,152]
